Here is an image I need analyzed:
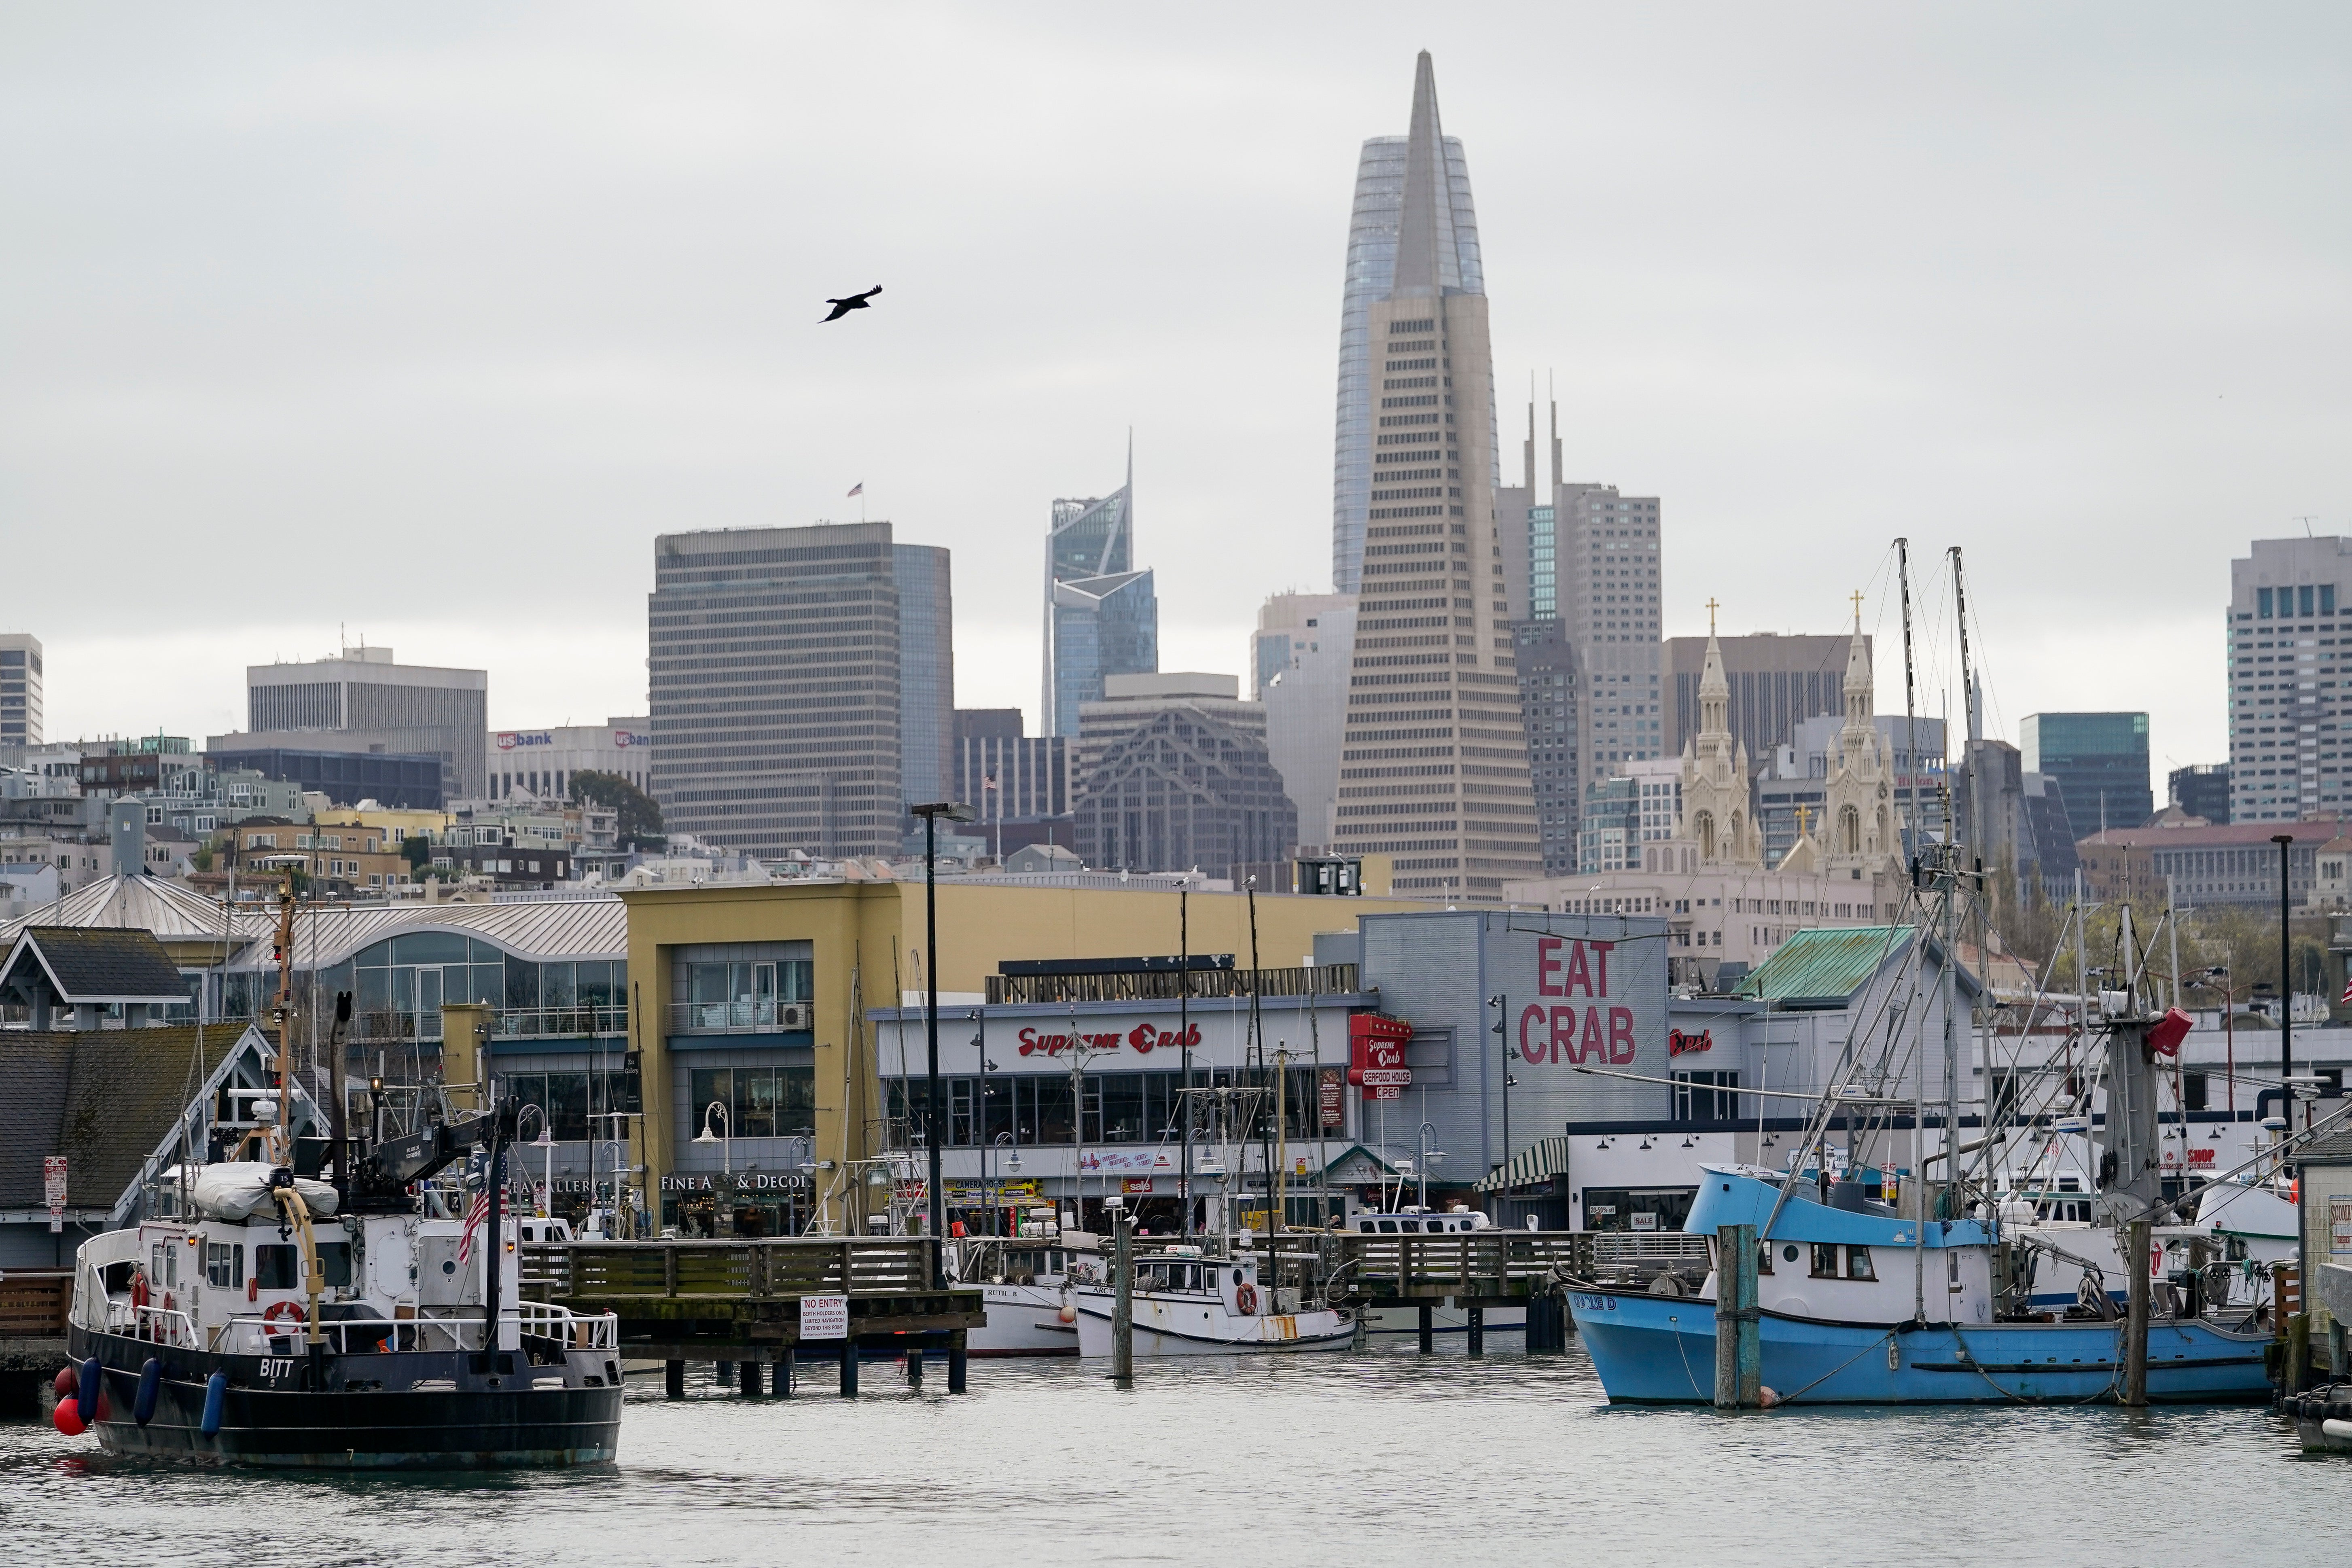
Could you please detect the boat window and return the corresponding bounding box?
[1231,1269,1244,1287]
[1845,1246,1875,1281]
[1755,1244,1773,1276]
[1781,1244,1800,1265]
[205,1242,242,1288]
[1809,1243,1839,1278]
[254,1243,353,1290]
[1948,1251,1960,1286]
[1377,1220,1399,1233]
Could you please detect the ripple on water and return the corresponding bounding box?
[0,1342,2333,1568]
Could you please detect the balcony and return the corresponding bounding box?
[983,963,1358,1006]
[350,1006,627,1044]
[667,1000,812,1035]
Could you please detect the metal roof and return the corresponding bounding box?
[0,873,267,951]
[2,926,188,1003]
[1735,924,1982,1008]
[220,894,628,970]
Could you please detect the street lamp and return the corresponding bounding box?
[910,800,977,1286]
[2274,833,2296,1132]
[695,1100,732,1237]
[972,1008,998,1233]
[517,1103,555,1218]
[1415,1121,1445,1212]
[1487,994,1515,1188]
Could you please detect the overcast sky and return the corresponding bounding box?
[5,5,2346,779]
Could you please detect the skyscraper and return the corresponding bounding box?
[1331,64,1488,595]
[1494,395,1666,798]
[1254,591,1356,851]
[1329,54,1539,901]
[2021,712,2153,835]
[2226,536,2351,822]
[1043,454,1157,737]
[894,543,956,814]
[648,522,907,858]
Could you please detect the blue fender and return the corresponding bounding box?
[200,1371,227,1437]
[77,1356,102,1424]
[134,1358,162,1426]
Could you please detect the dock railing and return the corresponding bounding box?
[520,1236,940,1301]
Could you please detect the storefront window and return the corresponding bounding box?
[687,1064,815,1139]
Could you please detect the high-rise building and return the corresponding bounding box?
[232,645,488,802]
[2225,537,2352,823]
[1515,617,1581,875]
[1329,54,1538,901]
[953,708,1068,833]
[894,544,956,814]
[648,522,905,858]
[2169,763,2231,824]
[2021,712,2153,835]
[1665,632,1854,764]
[1071,706,1297,881]
[1076,673,1265,786]
[1044,456,1157,737]
[1331,64,1487,596]
[1493,396,1665,792]
[0,634,41,746]
[1253,592,1356,850]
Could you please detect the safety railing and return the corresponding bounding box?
[495,1006,629,1039]
[212,1302,617,1356]
[118,1304,201,1350]
[665,1000,812,1034]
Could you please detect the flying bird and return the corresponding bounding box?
[822,286,883,322]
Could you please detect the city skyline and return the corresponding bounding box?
[8,10,2346,776]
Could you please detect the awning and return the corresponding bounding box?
[1473,1135,1571,1193]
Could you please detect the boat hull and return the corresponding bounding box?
[68,1328,621,1468]
[1071,1295,1354,1357]
[1567,1290,2272,1405]
[967,1284,1079,1357]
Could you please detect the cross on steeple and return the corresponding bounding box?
[1850,589,1864,630]
[1795,803,1813,837]
[1706,597,1719,635]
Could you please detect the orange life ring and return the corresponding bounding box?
[1234,1282,1259,1315]
[130,1272,150,1310]
[261,1299,306,1328]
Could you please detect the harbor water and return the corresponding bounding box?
[1,1340,2341,1567]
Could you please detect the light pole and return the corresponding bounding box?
[1416,1121,1445,1212]
[910,801,977,1286]
[518,1103,555,1217]
[971,1008,995,1233]
[2195,966,2237,1117]
[2274,834,2295,1131]
[1486,994,1514,1181]
[695,1101,731,1237]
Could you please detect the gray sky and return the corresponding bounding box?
[5,5,2346,780]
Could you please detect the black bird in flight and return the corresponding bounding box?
[822,285,883,322]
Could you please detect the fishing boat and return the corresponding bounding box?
[1071,1240,1355,1357]
[1570,1163,2271,1404]
[952,1235,1081,1356]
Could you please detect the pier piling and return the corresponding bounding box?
[907,1342,924,1386]
[1417,1304,1433,1354]
[1467,1307,1484,1358]
[664,1359,685,1401]
[839,1339,859,1397]
[947,1331,968,1394]
[1713,1224,1759,1409]
[1110,1204,1135,1384]
[738,1359,761,1398]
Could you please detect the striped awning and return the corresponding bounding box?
[1473,1135,1571,1193]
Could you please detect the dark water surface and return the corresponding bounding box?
[0,1342,2339,1566]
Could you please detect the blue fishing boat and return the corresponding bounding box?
[1570,1164,2271,1405]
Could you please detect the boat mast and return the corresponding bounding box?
[1180,890,1191,1237]
[1897,539,1928,1317]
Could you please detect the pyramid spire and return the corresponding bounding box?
[1391,51,1447,298]
[1843,593,1873,732]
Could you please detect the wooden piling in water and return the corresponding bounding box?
[1713,1224,1759,1409]
[839,1339,859,1397]
[2123,1217,2151,1407]
[1111,1207,1135,1384]
[664,1358,685,1400]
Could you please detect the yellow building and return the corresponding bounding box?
[617,877,1424,1234]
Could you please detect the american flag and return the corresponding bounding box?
[457,1153,492,1262]
[2340,973,2351,1008]
[984,767,998,793]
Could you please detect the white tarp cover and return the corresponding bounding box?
[189,1161,341,1221]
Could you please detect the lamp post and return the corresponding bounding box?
[1416,1121,1445,1212]
[910,801,977,1287]
[517,1103,555,1217]
[1486,994,1513,1186]
[2195,966,2237,1117]
[695,1101,731,1237]
[971,1008,995,1233]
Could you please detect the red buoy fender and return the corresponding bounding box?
[52,1401,85,1438]
[53,1366,75,1398]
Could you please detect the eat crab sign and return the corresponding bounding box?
[1518,937,1636,1066]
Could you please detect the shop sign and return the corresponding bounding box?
[1318,1069,1344,1130]
[1077,1148,1177,1174]
[495,731,555,750]
[659,1171,811,1194]
[1348,1014,1411,1102]
[1506,932,1660,1072]
[1668,1028,1713,1057]
[1121,1178,1154,1194]
[799,1295,848,1340]
[1016,1022,1202,1058]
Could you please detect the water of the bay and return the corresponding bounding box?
[0,1340,2339,1567]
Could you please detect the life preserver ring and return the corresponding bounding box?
[261,1299,306,1328]
[1234,1282,1258,1316]
[130,1271,150,1310]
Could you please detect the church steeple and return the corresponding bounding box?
[1698,599,1730,741]
[1842,590,1872,733]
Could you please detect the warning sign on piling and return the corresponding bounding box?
[799,1294,849,1340]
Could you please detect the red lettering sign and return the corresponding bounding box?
[1564,942,1593,998]
[1608,1008,1636,1065]
[1538,937,1564,997]
[1668,1028,1713,1057]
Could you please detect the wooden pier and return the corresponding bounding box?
[0,1271,71,1416]
[519,1237,985,1396]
